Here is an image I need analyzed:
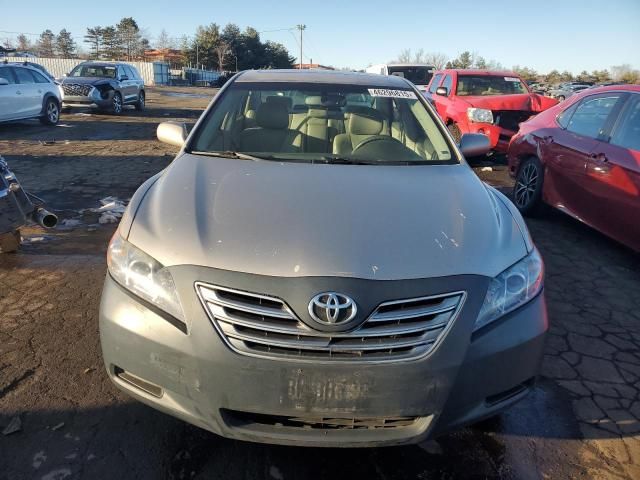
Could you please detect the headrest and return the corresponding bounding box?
[305,95,323,106]
[256,102,289,129]
[349,108,384,135]
[266,95,292,111]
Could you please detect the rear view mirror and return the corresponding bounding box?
[436,87,448,96]
[459,133,490,157]
[157,121,188,147]
[0,78,9,86]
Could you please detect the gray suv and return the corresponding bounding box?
[99,70,547,447]
[60,62,145,114]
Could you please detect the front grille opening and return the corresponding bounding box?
[485,378,534,406]
[216,288,283,311]
[222,409,419,430]
[243,341,416,359]
[376,296,448,315]
[114,366,163,398]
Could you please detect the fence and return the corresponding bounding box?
[3,57,170,85]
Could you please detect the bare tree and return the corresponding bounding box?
[424,52,448,69]
[16,34,32,52]
[396,48,412,63]
[155,29,171,50]
[214,42,231,72]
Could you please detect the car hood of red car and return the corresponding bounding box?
[460,93,558,112]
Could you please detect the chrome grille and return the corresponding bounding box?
[62,83,92,96]
[196,282,465,363]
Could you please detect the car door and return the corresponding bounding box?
[117,66,134,102]
[124,66,140,101]
[541,92,625,223]
[0,67,20,121]
[13,67,42,117]
[582,93,640,250]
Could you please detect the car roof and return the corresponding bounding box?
[434,69,521,77]
[235,69,412,88]
[577,84,640,94]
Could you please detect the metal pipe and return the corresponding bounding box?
[32,208,57,228]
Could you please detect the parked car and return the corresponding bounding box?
[5,60,56,82]
[508,85,640,252]
[60,61,145,114]
[100,69,547,448]
[0,62,61,125]
[365,63,436,93]
[547,84,590,101]
[425,70,558,153]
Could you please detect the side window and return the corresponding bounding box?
[117,66,127,80]
[131,66,141,80]
[566,94,622,139]
[610,96,640,152]
[428,74,443,94]
[124,66,135,79]
[0,67,16,84]
[14,68,35,84]
[441,74,453,95]
[31,70,50,84]
[557,103,578,129]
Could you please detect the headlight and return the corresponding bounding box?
[107,232,185,321]
[467,107,494,124]
[475,249,543,330]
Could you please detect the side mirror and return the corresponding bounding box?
[157,121,187,147]
[0,78,9,86]
[436,86,448,96]
[459,133,490,157]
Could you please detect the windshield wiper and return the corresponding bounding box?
[317,156,413,166]
[189,151,273,161]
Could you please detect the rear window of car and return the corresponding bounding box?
[0,67,16,84]
[456,75,527,96]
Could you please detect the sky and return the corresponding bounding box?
[1,0,639,74]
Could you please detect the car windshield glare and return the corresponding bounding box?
[190,83,455,164]
[70,65,117,78]
[456,75,528,96]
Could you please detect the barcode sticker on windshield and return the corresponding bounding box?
[504,77,520,82]
[368,89,417,99]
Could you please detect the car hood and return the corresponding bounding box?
[126,154,529,280]
[61,77,113,86]
[461,93,557,112]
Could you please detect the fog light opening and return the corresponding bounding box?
[485,378,534,406]
[114,366,163,398]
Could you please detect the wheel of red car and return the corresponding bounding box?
[513,157,545,216]
[447,123,462,144]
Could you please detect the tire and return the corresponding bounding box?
[513,157,545,216]
[111,92,123,115]
[0,230,21,253]
[556,95,565,102]
[135,90,145,111]
[447,122,462,144]
[40,97,60,125]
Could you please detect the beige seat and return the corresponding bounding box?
[239,102,301,153]
[333,107,385,155]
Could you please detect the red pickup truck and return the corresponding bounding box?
[425,70,558,153]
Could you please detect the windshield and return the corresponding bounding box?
[387,66,434,85]
[456,75,528,96]
[69,65,116,78]
[190,83,454,164]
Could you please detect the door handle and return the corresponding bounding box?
[542,135,554,144]
[16,90,22,95]
[590,152,608,162]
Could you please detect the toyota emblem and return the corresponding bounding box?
[308,292,357,325]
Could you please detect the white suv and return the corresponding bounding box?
[0,62,62,125]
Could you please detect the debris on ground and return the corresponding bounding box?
[98,213,119,224]
[60,219,82,228]
[88,197,128,225]
[39,140,56,146]
[51,422,65,431]
[2,416,22,435]
[481,166,493,172]
[83,368,94,374]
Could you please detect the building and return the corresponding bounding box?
[292,63,335,70]
[143,48,183,63]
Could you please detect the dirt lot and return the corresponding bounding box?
[1,87,639,480]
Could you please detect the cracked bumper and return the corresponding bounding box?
[99,274,547,447]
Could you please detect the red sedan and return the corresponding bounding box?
[508,85,640,252]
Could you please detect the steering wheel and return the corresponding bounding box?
[351,135,408,157]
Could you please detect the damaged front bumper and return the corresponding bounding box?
[99,267,547,447]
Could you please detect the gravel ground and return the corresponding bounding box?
[1,86,639,480]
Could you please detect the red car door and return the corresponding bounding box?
[541,93,625,224]
[583,93,640,251]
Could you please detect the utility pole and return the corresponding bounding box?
[296,24,306,69]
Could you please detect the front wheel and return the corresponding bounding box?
[135,91,145,111]
[40,98,60,125]
[513,157,545,216]
[111,92,123,115]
